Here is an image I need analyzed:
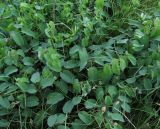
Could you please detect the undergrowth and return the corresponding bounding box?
[0,0,160,129]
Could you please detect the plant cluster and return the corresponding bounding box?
[0,0,160,129]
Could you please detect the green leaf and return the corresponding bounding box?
[103,64,112,76]
[127,53,136,66]
[56,114,66,124]
[43,48,62,72]
[4,66,18,76]
[72,96,82,105]
[0,97,10,109]
[0,119,9,127]
[26,96,39,107]
[95,0,104,9]
[88,67,98,81]
[64,60,78,69]
[143,78,152,90]
[96,87,104,102]
[132,0,140,6]
[55,80,68,95]
[121,103,131,113]
[72,119,86,129]
[47,92,64,105]
[78,111,93,124]
[0,83,10,92]
[95,112,103,127]
[31,72,40,83]
[105,96,113,106]
[60,70,75,84]
[10,31,26,47]
[119,58,127,71]
[47,114,57,127]
[40,77,55,89]
[79,47,88,71]
[69,45,80,55]
[57,125,70,129]
[84,99,96,109]
[23,57,34,66]
[112,59,120,75]
[126,77,136,84]
[0,4,5,17]
[73,80,81,94]
[63,100,74,113]
[34,110,47,126]
[139,68,147,75]
[21,26,36,38]
[132,40,144,52]
[111,113,124,122]
[26,84,37,94]
[118,96,131,103]
[108,86,118,98]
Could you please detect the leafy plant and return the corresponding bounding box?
[0,0,160,129]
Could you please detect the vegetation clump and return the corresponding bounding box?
[0,0,160,129]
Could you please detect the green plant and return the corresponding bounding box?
[0,0,160,129]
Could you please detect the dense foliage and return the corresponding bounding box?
[0,0,160,129]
